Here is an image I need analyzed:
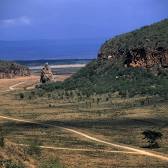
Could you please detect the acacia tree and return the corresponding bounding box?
[142,130,162,148]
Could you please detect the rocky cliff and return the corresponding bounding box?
[98,19,168,71]
[0,61,31,79]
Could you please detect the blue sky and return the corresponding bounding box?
[0,0,168,59]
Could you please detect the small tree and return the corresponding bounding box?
[19,93,24,99]
[142,130,162,148]
[96,98,100,105]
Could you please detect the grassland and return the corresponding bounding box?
[0,77,168,167]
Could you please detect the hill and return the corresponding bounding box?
[0,61,30,79]
[98,19,168,69]
[38,19,168,98]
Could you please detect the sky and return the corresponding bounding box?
[0,0,168,59]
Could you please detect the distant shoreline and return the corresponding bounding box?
[29,63,86,70]
[13,59,91,75]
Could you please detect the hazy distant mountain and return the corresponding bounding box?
[0,39,104,60]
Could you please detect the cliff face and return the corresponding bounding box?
[0,61,31,79]
[98,19,168,71]
[98,47,168,69]
[125,47,168,68]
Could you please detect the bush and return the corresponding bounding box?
[0,160,24,168]
[36,89,45,97]
[0,126,4,148]
[26,139,42,156]
[142,130,163,148]
[19,93,24,99]
[39,159,65,168]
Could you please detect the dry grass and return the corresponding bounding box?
[0,141,37,168]
[0,76,168,167]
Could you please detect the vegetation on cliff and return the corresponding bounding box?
[37,19,168,98]
[39,61,168,98]
[100,19,168,56]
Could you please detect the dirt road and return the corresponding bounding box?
[0,80,168,162]
[17,143,139,154]
[0,115,168,162]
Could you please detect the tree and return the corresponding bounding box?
[0,126,4,147]
[142,130,162,148]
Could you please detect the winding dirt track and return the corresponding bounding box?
[0,81,25,93]
[17,143,139,155]
[9,82,25,91]
[1,115,168,161]
[0,81,168,162]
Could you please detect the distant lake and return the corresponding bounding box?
[16,59,93,75]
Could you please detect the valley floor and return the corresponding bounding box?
[0,76,168,167]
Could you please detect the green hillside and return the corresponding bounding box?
[100,18,168,57]
[38,19,168,98]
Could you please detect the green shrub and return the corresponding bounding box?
[39,159,65,168]
[0,160,24,168]
[142,130,163,148]
[26,139,42,156]
[0,126,4,148]
[36,89,45,97]
[19,93,24,99]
